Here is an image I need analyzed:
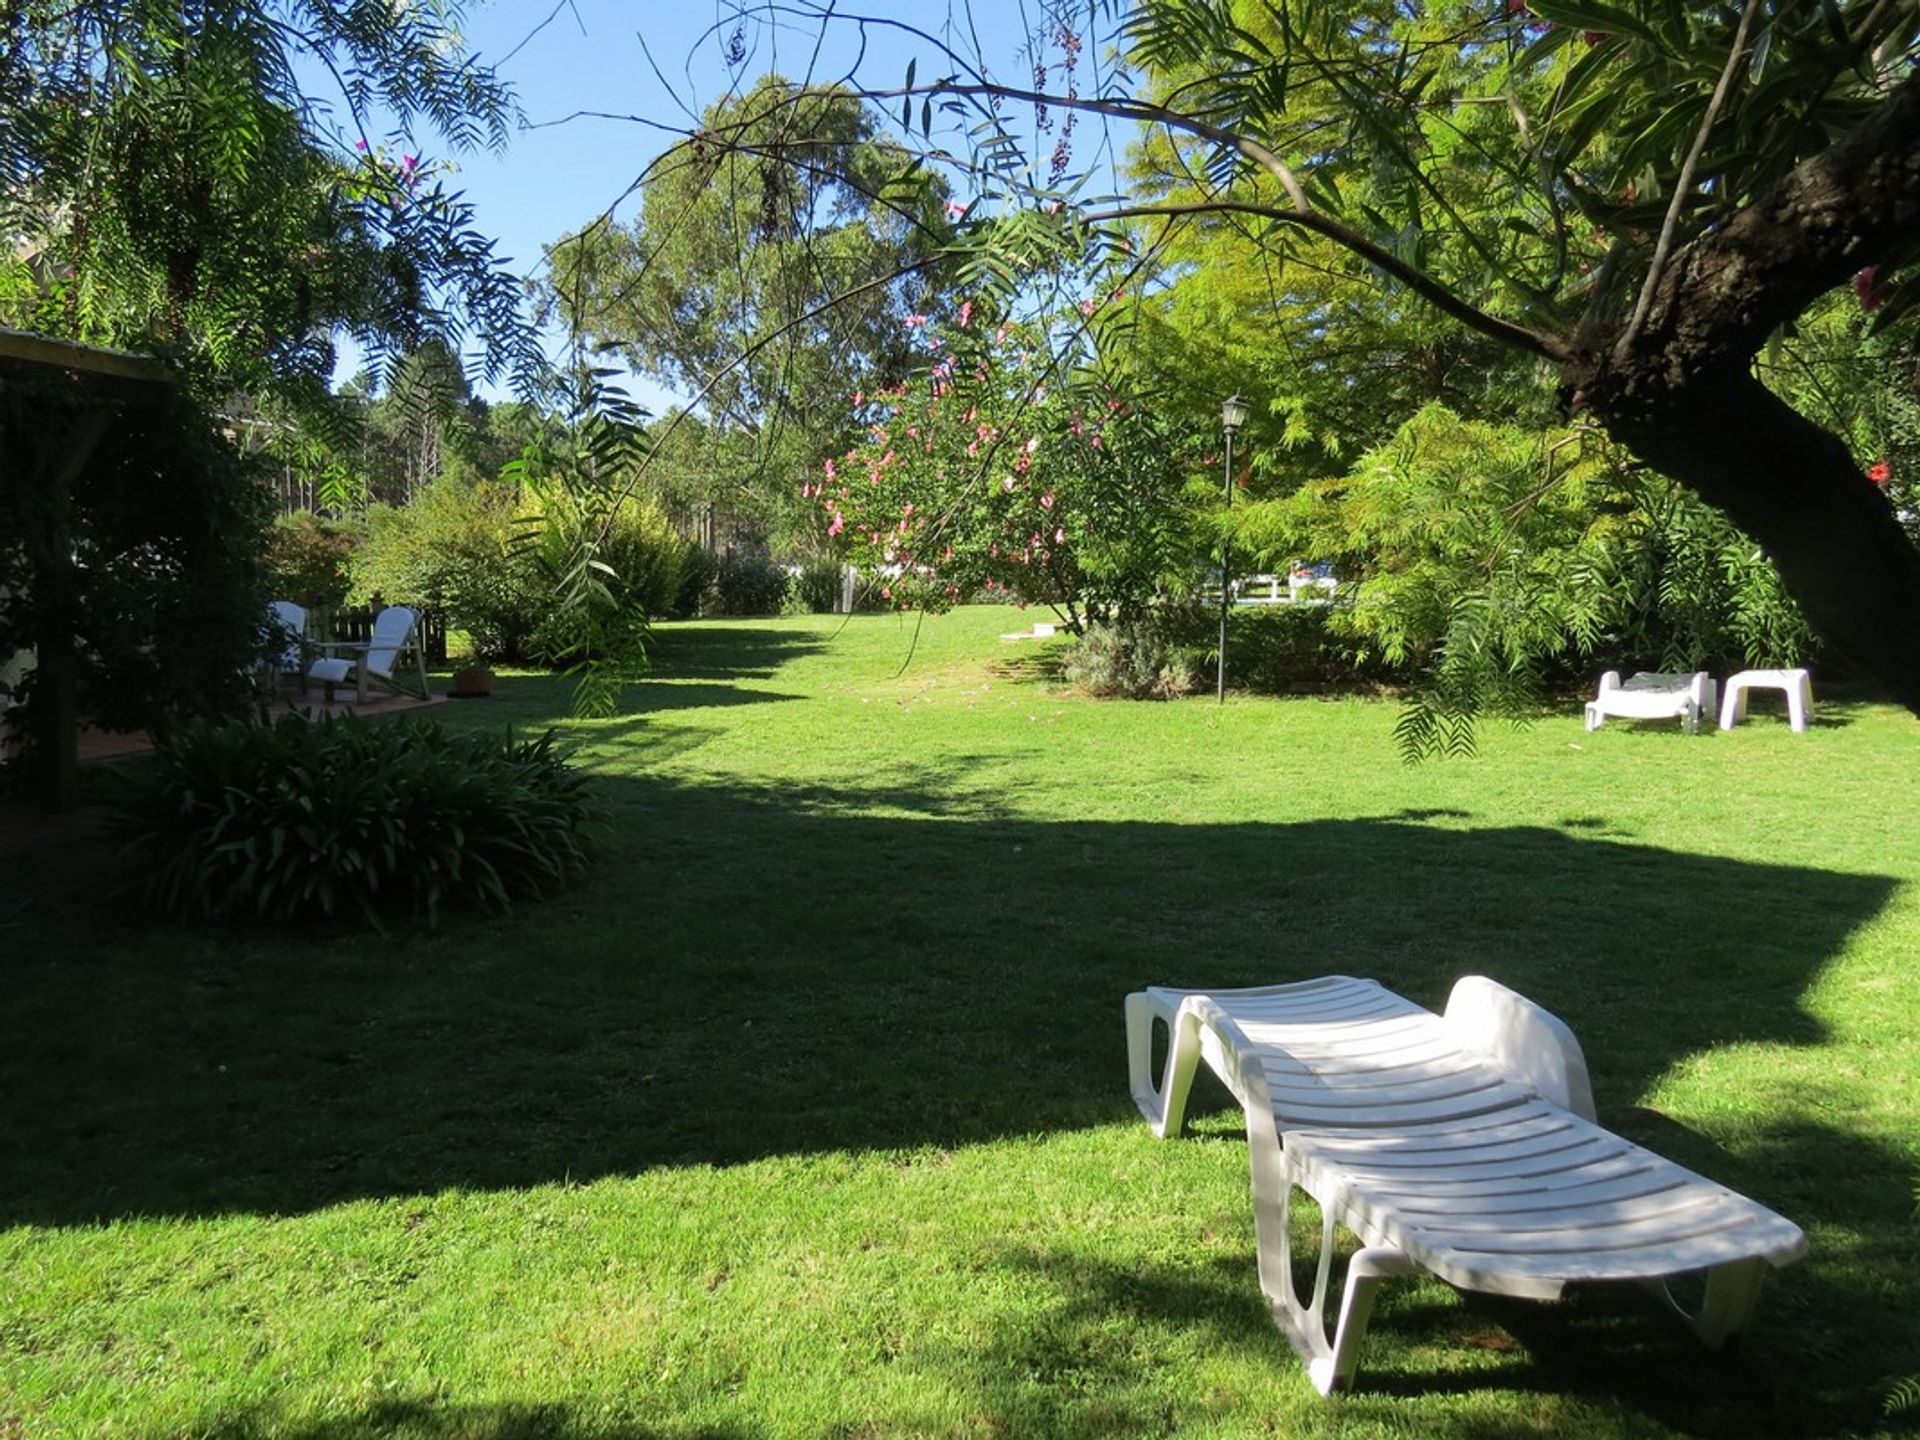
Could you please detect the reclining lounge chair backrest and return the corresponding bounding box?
[1441,974,1597,1121]
[363,606,419,680]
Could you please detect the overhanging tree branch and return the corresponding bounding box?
[1098,201,1570,361]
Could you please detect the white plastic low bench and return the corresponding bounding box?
[1719,668,1813,732]
[1585,671,1717,735]
[1125,975,1806,1394]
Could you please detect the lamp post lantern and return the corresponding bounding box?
[1218,394,1248,704]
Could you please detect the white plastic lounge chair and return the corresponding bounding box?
[1125,975,1805,1395]
[307,605,430,703]
[1585,670,1717,735]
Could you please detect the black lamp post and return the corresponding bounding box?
[1217,393,1249,704]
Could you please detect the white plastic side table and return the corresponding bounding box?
[1719,668,1813,732]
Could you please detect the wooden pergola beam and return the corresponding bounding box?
[0,327,170,385]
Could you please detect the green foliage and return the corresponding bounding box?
[1233,404,1814,756]
[1760,309,1920,539]
[672,546,719,620]
[511,373,665,717]
[0,1,539,422]
[714,552,791,617]
[111,714,598,927]
[1217,605,1368,692]
[545,76,958,547]
[1064,620,1202,699]
[264,512,361,609]
[788,557,847,615]
[0,368,271,740]
[349,472,696,667]
[351,477,528,662]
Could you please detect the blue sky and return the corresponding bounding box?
[336,1,1099,411]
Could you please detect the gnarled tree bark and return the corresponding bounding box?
[1564,67,1920,708]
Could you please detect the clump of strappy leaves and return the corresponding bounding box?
[113,714,598,927]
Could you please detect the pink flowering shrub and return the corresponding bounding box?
[810,316,1210,629]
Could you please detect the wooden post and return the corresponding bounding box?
[31,406,115,813]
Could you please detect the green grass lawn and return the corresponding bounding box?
[4,604,1917,1439]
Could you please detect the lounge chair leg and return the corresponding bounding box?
[1653,1257,1768,1350]
[1126,992,1201,1138]
[1256,1173,1415,1395]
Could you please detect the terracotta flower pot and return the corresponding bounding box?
[451,666,496,698]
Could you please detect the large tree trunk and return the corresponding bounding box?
[1591,369,1920,709]
[1559,68,1920,710]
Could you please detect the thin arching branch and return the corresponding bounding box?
[1098,201,1570,362]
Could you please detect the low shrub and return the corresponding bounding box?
[1218,604,1368,692]
[671,546,718,619]
[264,512,362,609]
[112,715,599,927]
[1064,620,1201,699]
[713,551,789,615]
[787,556,846,614]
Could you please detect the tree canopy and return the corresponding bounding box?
[0,0,537,414]
[543,76,958,545]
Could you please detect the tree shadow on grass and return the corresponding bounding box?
[0,777,1896,1226]
[6,770,1912,1438]
[646,623,830,681]
[165,1400,756,1440]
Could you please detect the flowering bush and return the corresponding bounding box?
[809,315,1212,629]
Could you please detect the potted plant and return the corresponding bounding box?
[450,661,496,698]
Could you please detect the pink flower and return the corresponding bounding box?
[1869,460,1892,484]
[903,313,927,329]
[958,300,973,328]
[824,458,837,479]
[1003,476,1016,492]
[1854,266,1890,312]
[945,199,967,220]
[1024,435,1040,454]
[1040,492,1055,509]
[902,502,914,517]
[1053,527,1065,543]
[827,512,845,537]
[881,585,892,600]
[1079,297,1097,316]
[852,391,864,408]
[355,139,368,152]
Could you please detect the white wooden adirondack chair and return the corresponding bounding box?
[266,600,308,694]
[1125,975,1805,1394]
[307,605,430,704]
